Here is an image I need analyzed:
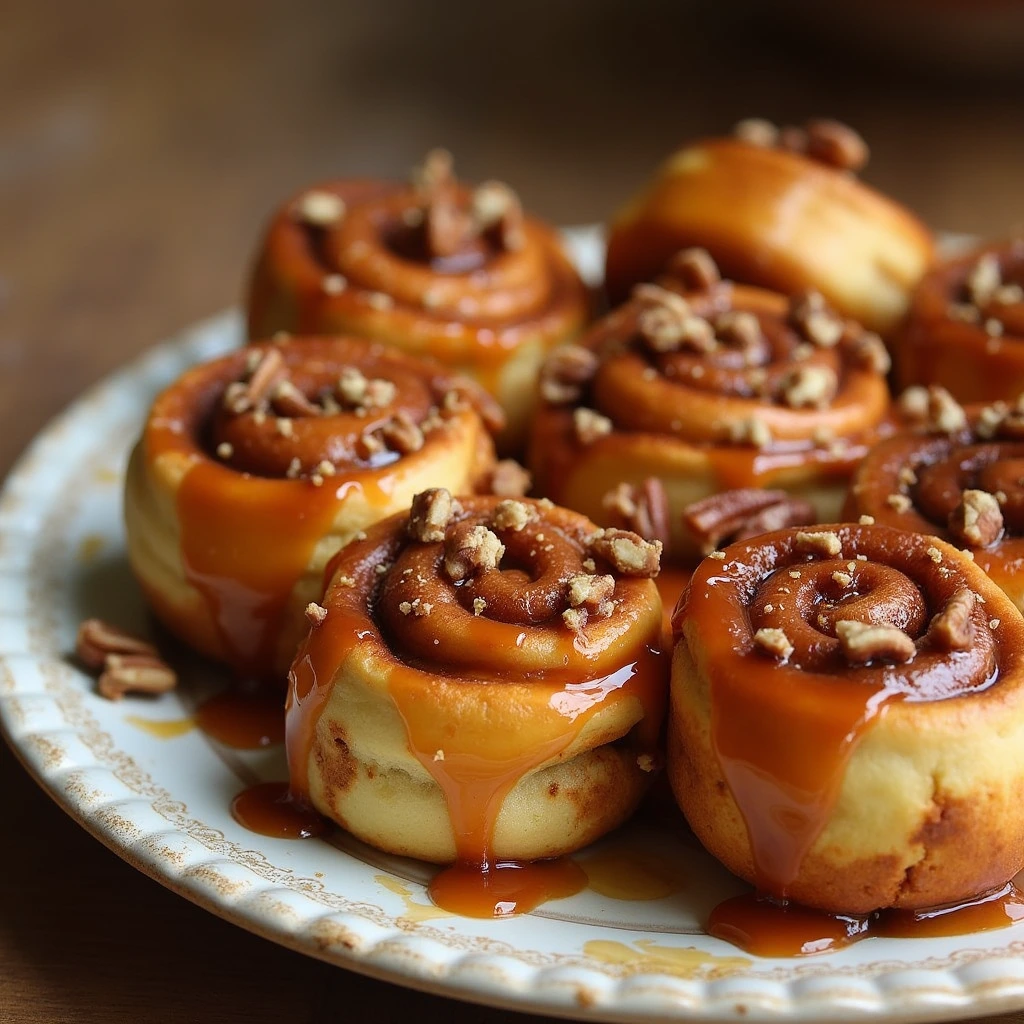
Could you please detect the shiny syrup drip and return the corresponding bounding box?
[174,462,357,678]
[394,651,664,919]
[286,586,666,918]
[230,781,329,840]
[194,690,285,749]
[708,883,1024,957]
[429,859,589,918]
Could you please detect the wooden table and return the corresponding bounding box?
[4,1,1024,1020]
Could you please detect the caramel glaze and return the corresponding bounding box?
[286,497,667,917]
[194,689,285,749]
[529,281,895,557]
[143,337,488,679]
[675,523,1024,909]
[246,179,589,396]
[847,412,1024,604]
[709,883,1024,958]
[231,781,329,840]
[897,240,1024,402]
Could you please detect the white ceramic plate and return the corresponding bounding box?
[4,228,1024,1024]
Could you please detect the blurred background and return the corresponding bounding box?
[3,1,1024,1019]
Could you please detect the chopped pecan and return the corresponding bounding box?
[682,489,814,553]
[715,310,762,350]
[337,367,397,411]
[804,119,869,173]
[562,607,589,633]
[835,620,915,665]
[602,477,670,545]
[412,147,454,194]
[966,253,1002,307]
[439,376,506,435]
[948,489,1004,548]
[408,488,457,543]
[294,190,346,227]
[975,401,1008,439]
[667,247,721,291]
[539,345,599,405]
[567,573,615,610]
[244,348,286,406]
[896,385,929,425]
[853,333,891,375]
[794,530,842,558]
[491,499,534,532]
[574,407,613,444]
[782,365,838,409]
[270,380,320,418]
[733,118,780,147]
[485,459,532,497]
[929,588,976,651]
[926,386,967,434]
[98,654,178,701]
[379,412,425,454]
[304,602,328,627]
[76,619,158,671]
[788,291,843,347]
[472,180,525,251]
[426,189,472,258]
[443,522,505,581]
[753,627,793,660]
[727,416,773,448]
[590,528,662,577]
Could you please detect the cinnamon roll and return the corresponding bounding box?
[671,522,1024,913]
[528,252,892,564]
[605,119,933,334]
[124,338,497,679]
[895,240,1024,402]
[247,150,590,449]
[286,492,667,887]
[847,386,1024,612]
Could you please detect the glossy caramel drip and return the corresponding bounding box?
[678,524,1010,900]
[194,690,285,749]
[286,498,668,916]
[230,781,330,839]
[142,339,461,678]
[428,859,588,919]
[708,884,1024,957]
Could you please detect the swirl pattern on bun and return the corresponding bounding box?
[286,492,667,870]
[247,150,590,448]
[848,386,1024,612]
[670,522,1024,913]
[529,252,892,562]
[124,337,498,678]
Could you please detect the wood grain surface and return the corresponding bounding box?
[4,1,1024,1021]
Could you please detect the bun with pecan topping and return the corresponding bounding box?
[605,119,933,334]
[895,240,1024,402]
[670,522,1024,913]
[286,492,667,874]
[124,337,498,678]
[246,149,590,449]
[528,252,892,563]
[847,386,1024,612]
